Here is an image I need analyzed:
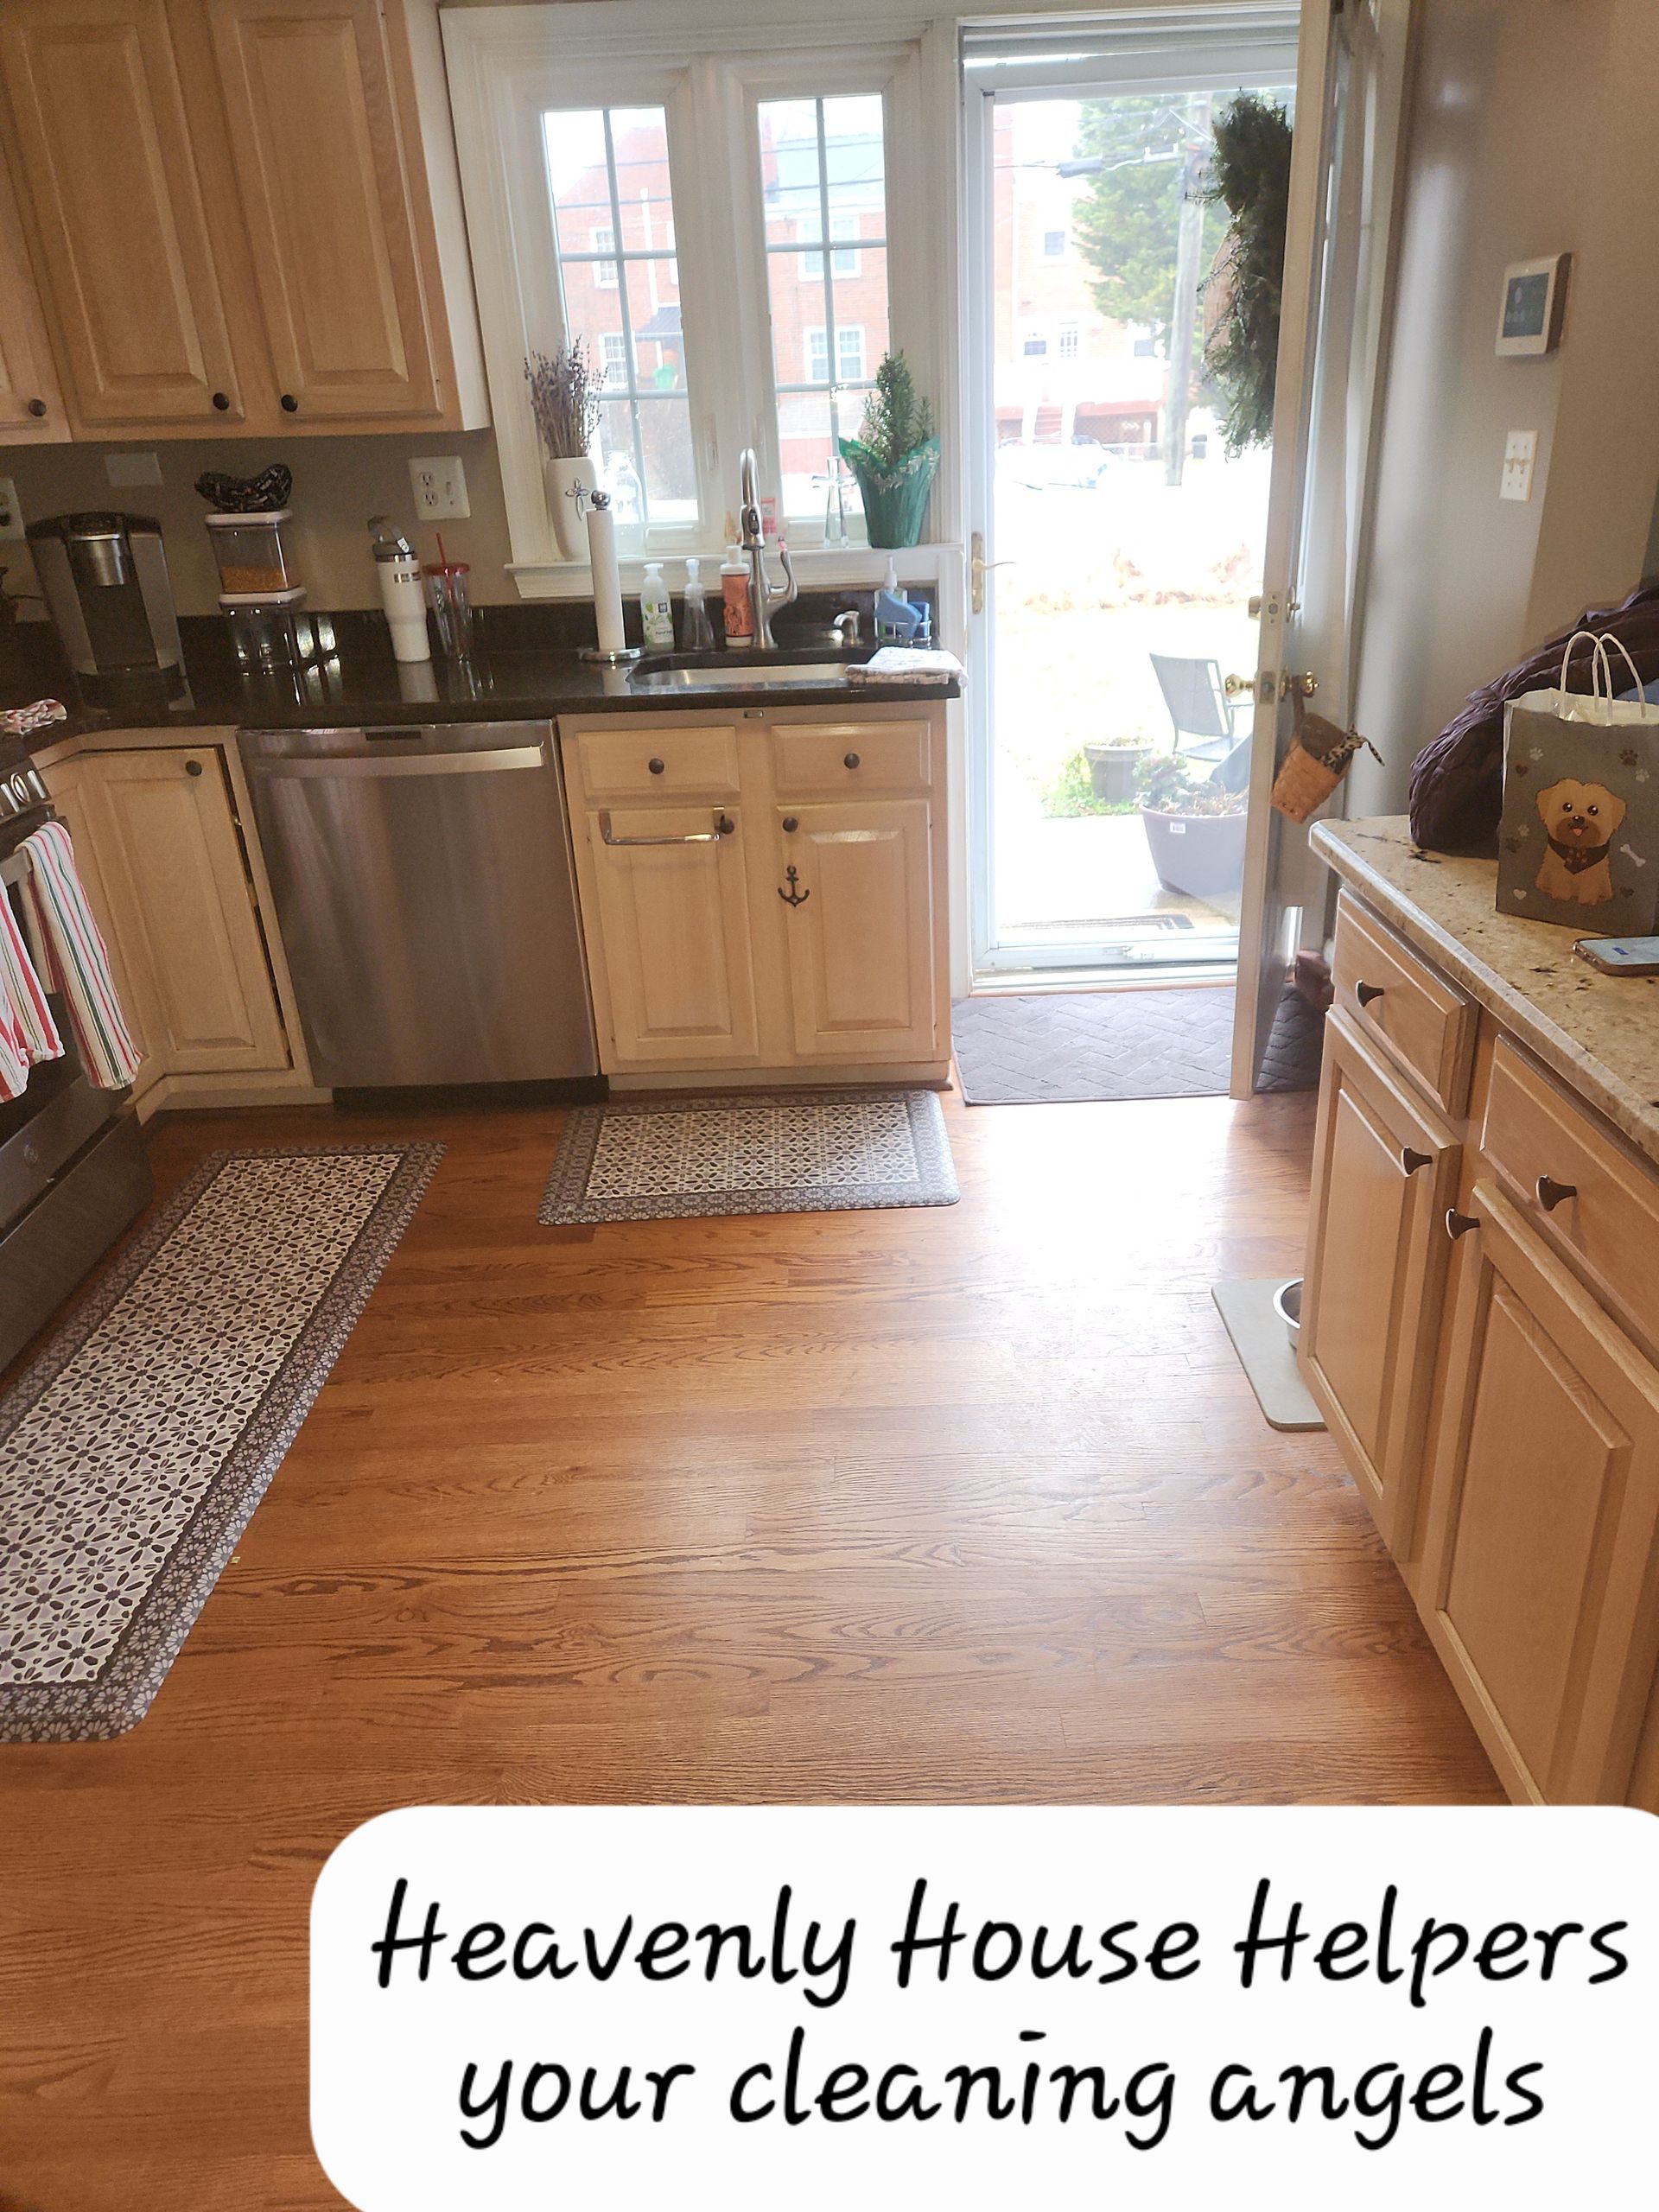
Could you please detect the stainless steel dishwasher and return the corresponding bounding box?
[238,721,598,1088]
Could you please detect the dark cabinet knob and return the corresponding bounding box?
[1446,1209,1479,1241]
[280,392,298,413]
[1401,1147,1432,1175]
[715,813,734,836]
[1355,980,1384,1007]
[211,391,230,412]
[26,397,46,418]
[185,759,203,777]
[782,815,798,832]
[843,751,860,769]
[1536,1173,1578,1212]
[647,757,664,775]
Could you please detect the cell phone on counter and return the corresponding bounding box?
[1573,933,1659,975]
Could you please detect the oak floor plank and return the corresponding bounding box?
[1,1086,1499,2210]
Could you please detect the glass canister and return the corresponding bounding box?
[205,508,299,597]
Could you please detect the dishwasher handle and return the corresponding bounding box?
[244,744,547,779]
[597,809,735,847]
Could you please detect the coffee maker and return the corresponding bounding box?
[26,512,186,702]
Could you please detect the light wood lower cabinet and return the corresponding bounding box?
[43,745,289,1089]
[1300,1011,1459,1554]
[1418,1183,1659,1805]
[582,804,759,1068]
[561,707,948,1081]
[1304,888,1659,1806]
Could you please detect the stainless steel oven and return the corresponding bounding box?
[0,737,152,1372]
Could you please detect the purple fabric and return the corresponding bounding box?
[1407,582,1659,854]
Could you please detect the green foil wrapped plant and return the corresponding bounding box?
[839,352,940,550]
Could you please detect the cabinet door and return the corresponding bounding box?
[77,748,289,1074]
[1420,1181,1659,1803]
[0,145,67,442]
[206,0,440,423]
[776,801,937,1060]
[0,0,241,430]
[39,758,161,1098]
[584,805,759,1068]
[1300,1010,1460,1554]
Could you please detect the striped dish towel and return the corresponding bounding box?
[19,821,142,1089]
[0,877,62,1099]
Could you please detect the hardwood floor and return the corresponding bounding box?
[1,1087,1498,2210]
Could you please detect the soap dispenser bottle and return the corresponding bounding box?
[640,561,675,649]
[679,556,715,652]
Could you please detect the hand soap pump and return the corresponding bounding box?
[640,561,675,650]
[679,556,715,652]
[874,556,921,645]
[369,513,429,663]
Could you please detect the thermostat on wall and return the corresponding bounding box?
[1497,252,1570,355]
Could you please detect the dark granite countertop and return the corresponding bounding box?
[0,597,957,748]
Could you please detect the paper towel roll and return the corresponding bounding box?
[586,499,626,657]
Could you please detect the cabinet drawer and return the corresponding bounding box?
[772,720,931,797]
[1332,890,1475,1116]
[1482,1036,1659,1348]
[573,725,740,800]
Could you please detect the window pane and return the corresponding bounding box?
[541,101,699,544]
[759,95,891,525]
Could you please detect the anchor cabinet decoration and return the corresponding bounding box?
[557,704,948,1082]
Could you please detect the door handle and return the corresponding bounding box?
[969,531,1012,615]
[597,809,734,847]
[1280,671,1319,700]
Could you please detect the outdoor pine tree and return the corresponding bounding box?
[1069,95,1229,372]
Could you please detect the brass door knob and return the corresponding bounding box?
[1223,672,1256,697]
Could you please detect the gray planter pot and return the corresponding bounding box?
[1084,742,1150,805]
[1140,805,1248,900]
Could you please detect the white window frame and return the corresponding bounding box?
[589,223,619,288]
[1041,226,1065,260]
[443,7,949,594]
[600,330,630,385]
[804,321,868,386]
[1058,321,1079,359]
[798,209,861,281]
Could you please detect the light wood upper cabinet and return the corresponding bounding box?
[778,801,937,1061]
[0,0,243,431]
[0,137,67,442]
[1300,1011,1459,1556]
[583,805,760,1069]
[1418,1183,1659,1804]
[204,0,443,423]
[63,747,289,1075]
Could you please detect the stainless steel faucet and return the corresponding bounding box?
[739,448,797,650]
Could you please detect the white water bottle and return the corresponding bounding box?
[369,514,430,663]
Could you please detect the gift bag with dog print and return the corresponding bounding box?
[1497,632,1659,930]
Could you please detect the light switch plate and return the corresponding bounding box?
[0,477,22,540]
[1501,429,1537,502]
[409,455,470,521]
[106,450,162,487]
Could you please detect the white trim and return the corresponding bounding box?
[588,223,619,288]
[796,209,861,280]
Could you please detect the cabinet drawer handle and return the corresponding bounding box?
[647,757,665,775]
[843,751,860,770]
[280,392,299,413]
[1401,1147,1432,1175]
[781,815,798,833]
[211,391,230,412]
[184,759,204,777]
[1355,980,1384,1007]
[1535,1173,1578,1212]
[1445,1208,1479,1241]
[26,397,47,418]
[779,863,810,906]
[597,808,733,846]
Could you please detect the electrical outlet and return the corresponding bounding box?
[409,455,470,521]
[0,477,22,540]
[106,450,162,487]
[1501,429,1538,503]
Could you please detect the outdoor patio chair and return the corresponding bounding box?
[1148,653,1250,762]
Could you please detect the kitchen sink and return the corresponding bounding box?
[630,655,862,691]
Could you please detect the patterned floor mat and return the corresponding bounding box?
[952,985,1325,1104]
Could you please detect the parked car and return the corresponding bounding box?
[995,435,1116,491]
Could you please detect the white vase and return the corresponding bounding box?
[544,455,596,560]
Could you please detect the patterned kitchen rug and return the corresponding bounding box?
[538,1088,957,1224]
[0,1143,443,1743]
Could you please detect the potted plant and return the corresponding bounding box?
[1083,732,1153,806]
[526,344,601,559]
[838,352,940,550]
[1137,752,1248,900]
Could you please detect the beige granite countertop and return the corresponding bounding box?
[1313,816,1659,1167]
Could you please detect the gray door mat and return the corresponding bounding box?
[1212,1280,1326,1432]
[0,1143,443,1742]
[538,1088,958,1224]
[951,984,1324,1105]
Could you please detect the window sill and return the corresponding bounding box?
[507,543,961,601]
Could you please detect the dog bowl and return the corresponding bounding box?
[1273,1276,1303,1345]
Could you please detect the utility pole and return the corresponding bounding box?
[1163,93,1211,488]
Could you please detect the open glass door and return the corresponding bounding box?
[1230,0,1415,1091]
[963,10,1301,981]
